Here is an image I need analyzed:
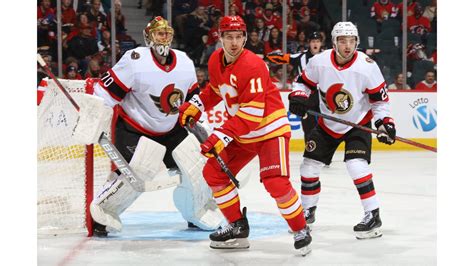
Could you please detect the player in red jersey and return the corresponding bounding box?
[178,15,311,255]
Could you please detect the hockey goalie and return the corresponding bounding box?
[73,16,224,236]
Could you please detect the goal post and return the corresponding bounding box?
[37,78,112,236]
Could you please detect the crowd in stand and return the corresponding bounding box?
[37,0,437,92]
[37,0,136,86]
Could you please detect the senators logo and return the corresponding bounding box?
[320,83,353,114]
[149,84,184,115]
[305,140,317,152]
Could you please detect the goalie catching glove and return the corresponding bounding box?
[288,90,310,117]
[200,129,233,158]
[374,117,396,145]
[72,94,113,144]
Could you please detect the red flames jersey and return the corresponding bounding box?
[199,48,291,143]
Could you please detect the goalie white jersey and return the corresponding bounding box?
[94,47,199,135]
[300,49,390,137]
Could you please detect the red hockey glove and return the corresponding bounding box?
[178,95,204,127]
[288,90,310,117]
[375,117,396,145]
[200,129,233,158]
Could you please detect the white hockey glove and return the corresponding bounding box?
[72,94,113,144]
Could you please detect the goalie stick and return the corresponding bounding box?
[305,109,437,153]
[37,54,168,192]
[185,118,240,188]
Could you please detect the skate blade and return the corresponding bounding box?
[297,246,312,256]
[210,238,250,249]
[355,227,382,239]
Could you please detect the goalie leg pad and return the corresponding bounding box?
[172,134,224,230]
[91,136,168,231]
[72,93,113,144]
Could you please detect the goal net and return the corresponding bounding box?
[37,78,112,236]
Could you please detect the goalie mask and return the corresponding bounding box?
[331,21,359,59]
[143,16,174,57]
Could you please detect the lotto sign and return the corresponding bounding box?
[410,98,437,132]
[389,92,437,138]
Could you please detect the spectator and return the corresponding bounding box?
[415,70,437,91]
[84,59,102,78]
[196,68,209,89]
[184,6,210,65]
[318,30,331,50]
[56,0,77,25]
[65,65,83,80]
[98,29,112,52]
[37,0,56,47]
[288,31,308,54]
[286,10,298,41]
[87,0,108,32]
[407,3,431,35]
[371,0,397,23]
[173,0,198,44]
[396,0,418,18]
[388,73,411,90]
[107,0,127,36]
[254,17,270,42]
[423,0,437,22]
[203,12,222,64]
[297,13,319,35]
[67,25,99,69]
[245,29,265,56]
[264,27,282,55]
[259,3,282,30]
[37,0,55,21]
[270,66,291,90]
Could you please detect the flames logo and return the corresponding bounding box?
[149,84,184,115]
[320,83,353,114]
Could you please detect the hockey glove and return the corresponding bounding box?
[265,51,290,65]
[200,129,233,158]
[375,117,396,145]
[288,90,310,117]
[178,95,204,127]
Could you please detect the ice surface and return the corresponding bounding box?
[38,151,436,265]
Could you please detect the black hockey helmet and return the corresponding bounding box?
[308,31,322,41]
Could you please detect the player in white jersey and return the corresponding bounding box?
[288,22,396,239]
[78,16,223,236]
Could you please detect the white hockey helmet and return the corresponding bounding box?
[331,21,359,46]
[331,21,359,58]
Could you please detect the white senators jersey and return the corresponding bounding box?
[300,49,390,138]
[94,47,198,135]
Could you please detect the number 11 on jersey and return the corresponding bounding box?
[250,77,263,93]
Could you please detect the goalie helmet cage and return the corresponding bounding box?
[37,78,111,236]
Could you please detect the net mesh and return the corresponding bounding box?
[37,79,111,235]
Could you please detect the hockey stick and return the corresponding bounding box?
[37,54,165,192]
[185,118,240,188]
[305,109,437,153]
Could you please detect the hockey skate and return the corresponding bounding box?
[304,206,317,224]
[209,207,250,249]
[353,208,382,239]
[293,225,312,256]
[92,221,108,237]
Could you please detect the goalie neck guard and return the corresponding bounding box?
[143,16,174,57]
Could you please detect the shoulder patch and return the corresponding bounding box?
[131,51,140,60]
[365,57,374,63]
